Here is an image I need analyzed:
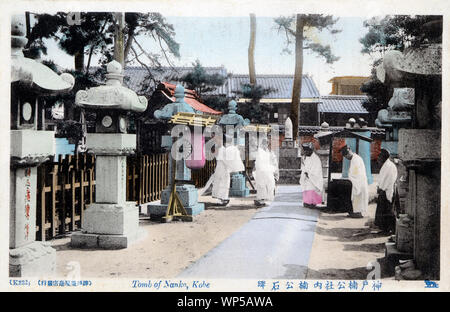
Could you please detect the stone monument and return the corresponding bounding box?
[9,16,75,276]
[70,60,148,249]
[313,121,333,191]
[218,100,250,197]
[147,85,205,217]
[278,117,302,184]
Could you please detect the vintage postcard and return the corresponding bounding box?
[0,0,448,298]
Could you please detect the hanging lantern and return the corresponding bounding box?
[186,131,206,169]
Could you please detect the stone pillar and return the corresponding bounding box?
[9,132,57,277]
[71,135,141,249]
[397,129,440,279]
[278,117,301,184]
[313,122,333,193]
[70,61,148,249]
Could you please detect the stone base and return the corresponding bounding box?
[71,228,145,249]
[384,242,413,276]
[9,241,56,277]
[82,202,138,235]
[70,201,140,249]
[230,188,250,197]
[278,146,301,184]
[230,173,250,197]
[147,202,205,218]
[161,184,199,207]
[277,169,301,184]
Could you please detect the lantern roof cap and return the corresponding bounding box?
[75,60,147,112]
[11,15,74,94]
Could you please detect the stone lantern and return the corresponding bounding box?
[147,84,205,218]
[9,15,75,277]
[377,43,442,279]
[218,100,250,197]
[70,60,147,249]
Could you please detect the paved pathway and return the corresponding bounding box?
[178,185,319,279]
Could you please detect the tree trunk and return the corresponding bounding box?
[113,12,125,67]
[25,12,31,39]
[291,14,304,141]
[74,48,85,72]
[248,13,257,85]
[86,45,95,72]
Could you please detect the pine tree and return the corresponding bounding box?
[274,14,340,139]
[359,15,442,122]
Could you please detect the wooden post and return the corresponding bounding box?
[50,163,57,238]
[79,164,85,228]
[58,155,67,235]
[139,155,143,204]
[70,161,76,231]
[327,137,333,188]
[39,164,46,241]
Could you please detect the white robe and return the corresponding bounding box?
[347,153,369,215]
[378,158,398,203]
[253,148,278,201]
[299,152,323,193]
[211,145,244,200]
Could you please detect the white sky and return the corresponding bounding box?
[41,15,375,95]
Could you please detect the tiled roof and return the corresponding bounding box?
[159,82,222,115]
[318,95,369,114]
[297,125,385,137]
[224,74,320,99]
[123,66,227,95]
[119,66,320,100]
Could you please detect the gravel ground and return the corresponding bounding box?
[51,194,258,279]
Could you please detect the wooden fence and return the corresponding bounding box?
[36,153,216,240]
[191,159,217,188]
[36,154,96,241]
[126,153,170,204]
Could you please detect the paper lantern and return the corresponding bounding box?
[186,132,206,169]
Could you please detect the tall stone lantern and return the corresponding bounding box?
[70,60,147,249]
[218,100,250,197]
[9,16,75,277]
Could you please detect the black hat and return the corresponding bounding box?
[340,145,350,156]
[302,142,314,150]
[379,148,390,159]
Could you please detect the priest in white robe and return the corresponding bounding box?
[375,148,398,233]
[211,139,245,206]
[299,142,323,208]
[253,139,279,207]
[341,145,369,218]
